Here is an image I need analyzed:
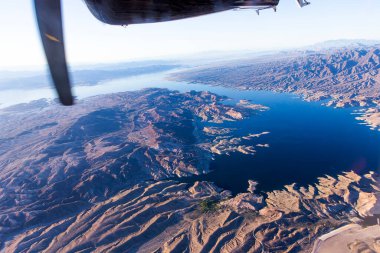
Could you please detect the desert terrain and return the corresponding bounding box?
[1,88,380,252]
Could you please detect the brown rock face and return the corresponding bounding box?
[3,169,379,252]
[262,171,380,219]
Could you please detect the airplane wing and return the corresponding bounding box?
[34,0,74,106]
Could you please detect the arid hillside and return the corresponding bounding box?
[0,88,267,249]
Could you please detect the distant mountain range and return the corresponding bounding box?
[2,39,379,91]
[172,44,380,108]
[306,39,380,51]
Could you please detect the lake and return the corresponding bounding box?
[2,70,380,194]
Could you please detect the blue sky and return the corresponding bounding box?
[1,0,380,69]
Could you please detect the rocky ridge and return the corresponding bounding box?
[0,88,268,249]
[3,170,379,253]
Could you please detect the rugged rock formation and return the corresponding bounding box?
[262,171,380,218]
[198,131,270,156]
[0,88,269,250]
[1,89,379,252]
[203,127,235,135]
[3,169,378,253]
[172,46,380,109]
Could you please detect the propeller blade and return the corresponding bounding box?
[34,0,74,106]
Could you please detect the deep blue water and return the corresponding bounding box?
[140,74,380,193]
[178,90,380,193]
[4,71,380,193]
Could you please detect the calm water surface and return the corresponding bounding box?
[2,71,380,193]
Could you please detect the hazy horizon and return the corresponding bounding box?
[1,0,380,70]
[1,38,379,73]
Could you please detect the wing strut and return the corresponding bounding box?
[34,0,74,105]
